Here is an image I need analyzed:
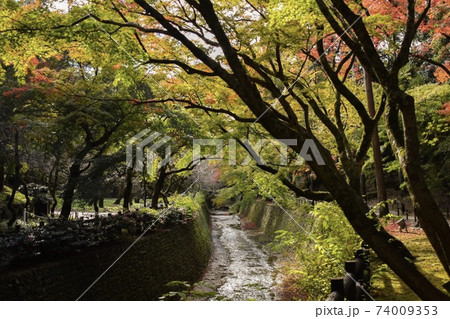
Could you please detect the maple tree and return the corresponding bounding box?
[67,0,447,299]
[315,0,450,284]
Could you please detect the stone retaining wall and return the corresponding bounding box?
[0,198,211,300]
[238,199,290,238]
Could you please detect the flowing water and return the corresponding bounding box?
[193,210,276,301]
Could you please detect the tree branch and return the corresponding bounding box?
[322,0,390,84]
[410,53,450,76]
[88,14,169,35]
[142,58,216,76]
[233,135,333,201]
[317,37,373,127]
[184,102,257,122]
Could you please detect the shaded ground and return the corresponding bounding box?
[367,189,450,226]
[371,221,449,300]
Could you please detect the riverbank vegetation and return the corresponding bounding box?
[270,202,361,300]
[267,201,448,300]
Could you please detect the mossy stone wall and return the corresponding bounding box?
[239,199,289,238]
[0,204,211,300]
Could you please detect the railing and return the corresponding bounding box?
[326,245,371,301]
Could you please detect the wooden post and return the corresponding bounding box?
[345,260,357,274]
[355,282,364,301]
[329,246,371,301]
[330,278,344,296]
[343,273,356,300]
[344,261,358,300]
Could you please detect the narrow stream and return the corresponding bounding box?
[193,210,276,301]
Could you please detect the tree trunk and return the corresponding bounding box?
[309,173,316,206]
[60,148,89,220]
[60,170,79,220]
[113,185,124,205]
[397,168,404,190]
[49,157,60,215]
[7,189,18,227]
[123,167,133,210]
[51,198,57,215]
[99,197,104,208]
[365,70,388,216]
[388,91,450,278]
[0,154,5,192]
[93,197,99,216]
[360,173,367,203]
[151,165,167,209]
[7,128,30,227]
[161,192,169,207]
[143,169,147,208]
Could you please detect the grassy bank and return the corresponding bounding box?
[54,197,142,213]
[0,186,27,206]
[371,222,449,300]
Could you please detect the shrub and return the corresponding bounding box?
[271,202,361,300]
[0,206,193,269]
[169,195,200,215]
